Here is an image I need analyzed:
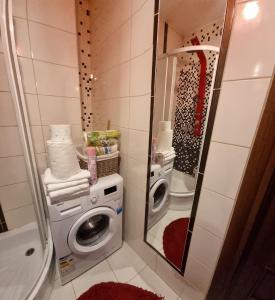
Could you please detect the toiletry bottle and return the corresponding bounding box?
[86,147,97,185]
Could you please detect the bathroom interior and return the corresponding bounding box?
[0,0,274,300]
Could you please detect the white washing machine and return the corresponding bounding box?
[47,174,123,284]
[148,162,173,229]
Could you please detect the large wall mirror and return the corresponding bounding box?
[145,0,230,273]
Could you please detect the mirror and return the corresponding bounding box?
[145,0,228,272]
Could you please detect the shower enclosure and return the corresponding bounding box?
[153,45,219,212]
[0,0,53,299]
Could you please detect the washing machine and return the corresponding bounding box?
[148,162,173,229]
[47,174,123,284]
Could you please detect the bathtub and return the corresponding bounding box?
[169,169,195,211]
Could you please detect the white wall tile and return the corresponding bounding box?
[119,127,129,155]
[12,0,27,19]
[124,183,146,241]
[5,204,36,230]
[131,0,154,58]
[196,188,234,239]
[128,129,149,163]
[185,256,213,294]
[35,152,48,174]
[18,57,36,93]
[33,61,79,97]
[212,78,270,147]
[99,20,131,73]
[94,98,129,129]
[127,156,147,192]
[129,94,151,131]
[27,0,77,33]
[132,0,148,14]
[38,95,81,125]
[0,182,32,211]
[14,18,31,58]
[0,156,27,186]
[0,127,23,157]
[25,94,41,125]
[189,225,223,270]
[130,49,152,96]
[0,92,17,126]
[31,126,45,153]
[223,0,275,80]
[203,142,249,199]
[29,21,78,67]
[0,54,10,91]
[95,62,130,99]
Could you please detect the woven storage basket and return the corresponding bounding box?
[77,149,119,178]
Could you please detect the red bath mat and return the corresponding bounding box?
[77,282,164,300]
[163,218,189,269]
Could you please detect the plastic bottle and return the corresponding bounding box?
[86,147,97,185]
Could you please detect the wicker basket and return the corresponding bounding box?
[77,149,120,178]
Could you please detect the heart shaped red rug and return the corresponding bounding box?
[77,282,164,300]
[163,218,189,269]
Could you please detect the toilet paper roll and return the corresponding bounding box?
[159,121,171,132]
[50,125,72,142]
[156,129,173,152]
[47,140,80,179]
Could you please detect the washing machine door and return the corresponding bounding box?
[149,178,169,215]
[68,207,118,255]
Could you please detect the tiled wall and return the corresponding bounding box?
[88,0,153,236]
[185,0,275,294]
[75,0,93,132]
[0,0,81,230]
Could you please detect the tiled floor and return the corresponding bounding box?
[50,242,203,300]
[147,209,191,256]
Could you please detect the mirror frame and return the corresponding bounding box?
[144,0,237,275]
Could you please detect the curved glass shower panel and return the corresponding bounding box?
[0,0,50,299]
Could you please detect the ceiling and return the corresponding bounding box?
[160,0,227,37]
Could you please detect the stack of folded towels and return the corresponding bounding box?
[44,124,91,204]
[43,168,90,203]
[156,147,176,165]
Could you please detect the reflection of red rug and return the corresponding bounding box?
[163,218,189,269]
[78,282,164,300]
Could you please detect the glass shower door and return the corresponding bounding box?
[0,0,50,299]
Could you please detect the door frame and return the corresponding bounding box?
[207,74,275,299]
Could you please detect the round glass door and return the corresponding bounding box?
[76,214,110,246]
[153,183,167,209]
[68,207,118,255]
[149,178,169,214]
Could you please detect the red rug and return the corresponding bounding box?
[163,218,190,269]
[77,282,164,300]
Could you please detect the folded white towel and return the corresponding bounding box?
[44,168,90,185]
[162,153,176,161]
[156,148,175,157]
[48,183,90,201]
[50,189,90,204]
[46,178,89,193]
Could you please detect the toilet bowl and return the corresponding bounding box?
[169,169,195,211]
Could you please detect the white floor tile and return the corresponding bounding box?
[137,266,179,300]
[128,273,155,293]
[178,282,205,300]
[72,260,117,297]
[50,281,75,300]
[107,242,146,282]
